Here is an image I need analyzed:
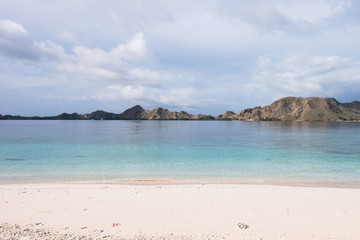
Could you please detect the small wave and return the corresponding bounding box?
[4,158,25,161]
[327,150,353,155]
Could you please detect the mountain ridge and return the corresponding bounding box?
[1,97,360,121]
[215,97,360,121]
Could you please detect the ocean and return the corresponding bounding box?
[0,120,360,186]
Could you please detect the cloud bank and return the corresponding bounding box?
[0,0,360,115]
[0,19,195,112]
[246,54,360,102]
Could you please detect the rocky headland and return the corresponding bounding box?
[1,97,360,121]
[216,97,360,121]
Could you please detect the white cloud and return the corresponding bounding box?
[0,19,28,35]
[0,19,68,61]
[1,1,360,115]
[121,32,149,61]
[216,0,350,34]
[157,87,197,107]
[59,31,78,43]
[92,84,196,108]
[0,19,35,60]
[245,54,360,100]
[0,19,199,110]
[56,32,157,82]
[147,4,259,52]
[274,0,350,23]
[0,20,165,85]
[129,68,166,84]
[93,85,145,101]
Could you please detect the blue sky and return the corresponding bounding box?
[1,0,360,116]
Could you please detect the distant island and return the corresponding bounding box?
[1,97,360,121]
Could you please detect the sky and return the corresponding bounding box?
[1,0,360,116]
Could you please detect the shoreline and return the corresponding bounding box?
[1,177,360,189]
[1,182,360,239]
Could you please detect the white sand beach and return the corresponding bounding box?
[1,183,360,240]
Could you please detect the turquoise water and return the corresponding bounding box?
[0,120,360,184]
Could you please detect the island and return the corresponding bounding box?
[1,97,360,121]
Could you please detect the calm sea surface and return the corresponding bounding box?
[0,120,359,185]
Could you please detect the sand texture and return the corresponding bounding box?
[1,183,360,240]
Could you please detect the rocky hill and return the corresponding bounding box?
[342,101,360,110]
[0,106,214,120]
[118,105,145,119]
[117,105,214,120]
[216,97,360,121]
[1,97,360,121]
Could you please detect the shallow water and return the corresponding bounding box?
[0,120,359,184]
